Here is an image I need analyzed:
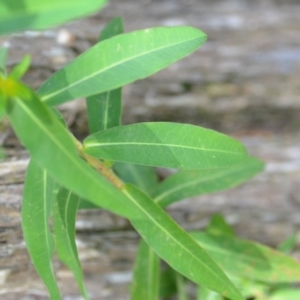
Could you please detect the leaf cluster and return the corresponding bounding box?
[1,1,299,300]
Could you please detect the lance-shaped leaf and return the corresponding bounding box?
[131,240,160,300]
[114,162,158,195]
[53,188,90,300]
[124,184,244,300]
[3,80,140,219]
[0,0,107,36]
[38,26,207,106]
[83,122,247,170]
[9,55,31,80]
[190,232,300,283]
[86,17,124,133]
[153,156,263,207]
[206,214,235,237]
[22,160,61,300]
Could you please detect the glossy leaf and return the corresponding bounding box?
[206,214,235,237]
[4,80,140,219]
[22,160,61,300]
[0,0,107,36]
[153,156,263,207]
[86,17,124,133]
[131,240,160,300]
[190,232,300,283]
[83,122,247,170]
[9,55,31,80]
[53,188,90,300]
[38,26,207,105]
[114,162,158,195]
[124,184,243,300]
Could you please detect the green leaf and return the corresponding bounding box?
[0,47,8,75]
[270,288,300,300]
[277,234,297,254]
[83,122,247,170]
[53,188,90,300]
[153,156,263,207]
[197,286,223,300]
[4,81,140,219]
[38,26,207,106]
[206,214,235,237]
[0,0,107,36]
[131,240,160,300]
[159,267,177,298]
[190,232,300,283]
[124,184,244,300]
[114,162,158,195]
[22,160,61,300]
[176,273,188,300]
[86,17,124,133]
[9,55,31,80]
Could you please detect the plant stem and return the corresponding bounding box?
[74,138,124,189]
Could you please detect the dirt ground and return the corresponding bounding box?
[1,0,300,299]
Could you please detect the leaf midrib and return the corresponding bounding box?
[41,34,205,102]
[123,188,240,298]
[85,141,244,156]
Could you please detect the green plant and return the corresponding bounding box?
[1,1,300,300]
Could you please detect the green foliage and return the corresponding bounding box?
[0,2,298,300]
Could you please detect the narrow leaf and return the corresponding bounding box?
[131,240,160,300]
[176,273,188,300]
[206,214,235,237]
[0,0,107,36]
[4,80,140,219]
[38,26,207,105]
[277,234,297,254]
[153,156,263,207]
[190,232,300,283]
[124,184,244,300]
[22,160,61,300]
[114,162,158,195]
[83,122,247,170]
[159,267,177,298]
[9,55,31,79]
[86,17,124,133]
[53,188,90,300]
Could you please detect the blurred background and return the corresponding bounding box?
[1,0,300,299]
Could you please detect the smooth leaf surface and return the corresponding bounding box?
[153,156,263,207]
[86,17,124,133]
[190,232,300,283]
[53,188,90,300]
[131,240,160,300]
[38,26,207,105]
[22,160,61,300]
[159,268,177,298]
[124,184,243,300]
[270,289,300,300]
[83,122,247,170]
[197,286,222,300]
[206,214,235,237]
[176,273,188,300]
[114,162,158,195]
[9,55,31,79]
[0,0,107,36]
[4,81,140,219]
